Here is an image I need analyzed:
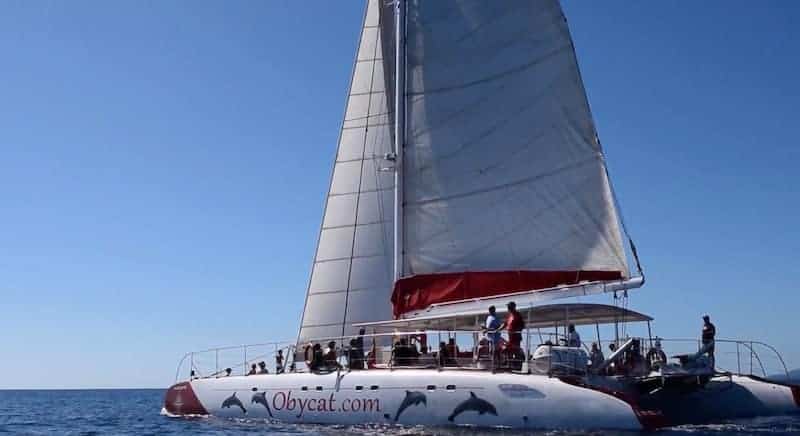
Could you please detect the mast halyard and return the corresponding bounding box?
[392,0,406,283]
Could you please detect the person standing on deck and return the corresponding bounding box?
[487,301,525,369]
[275,350,284,374]
[484,305,502,362]
[700,315,716,368]
[567,324,581,348]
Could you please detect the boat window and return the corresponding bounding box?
[370,385,379,390]
[315,386,323,391]
[446,384,456,391]
[301,386,308,391]
[251,387,258,392]
[426,385,436,391]
[355,385,363,391]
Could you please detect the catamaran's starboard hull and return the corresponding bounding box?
[639,374,800,424]
[164,370,649,430]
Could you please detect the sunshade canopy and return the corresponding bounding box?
[354,303,652,332]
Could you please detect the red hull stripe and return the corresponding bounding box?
[164,381,208,416]
[391,270,623,317]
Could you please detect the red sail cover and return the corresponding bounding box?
[391,270,623,318]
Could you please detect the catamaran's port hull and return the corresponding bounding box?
[164,370,646,430]
[164,370,800,430]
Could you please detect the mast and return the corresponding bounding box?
[393,0,406,282]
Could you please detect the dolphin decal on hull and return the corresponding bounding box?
[251,392,273,417]
[448,391,497,422]
[221,392,247,414]
[394,390,426,422]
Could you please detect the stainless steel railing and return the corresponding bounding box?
[173,332,791,382]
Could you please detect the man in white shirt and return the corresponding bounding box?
[484,306,502,364]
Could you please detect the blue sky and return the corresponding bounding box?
[0,1,797,389]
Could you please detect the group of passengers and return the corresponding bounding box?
[294,308,718,376]
[303,328,368,372]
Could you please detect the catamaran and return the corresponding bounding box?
[163,0,799,430]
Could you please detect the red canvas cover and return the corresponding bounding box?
[391,270,623,318]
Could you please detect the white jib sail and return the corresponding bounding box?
[296,0,396,344]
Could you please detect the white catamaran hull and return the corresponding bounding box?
[164,370,799,430]
[165,370,646,430]
[165,369,662,430]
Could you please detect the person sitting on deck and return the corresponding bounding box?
[438,341,457,367]
[589,342,605,372]
[306,343,324,371]
[247,363,257,375]
[275,350,285,374]
[225,367,232,377]
[257,361,269,374]
[446,338,459,359]
[324,341,342,369]
[646,338,667,370]
[567,324,581,348]
[606,343,619,375]
[348,338,365,370]
[623,339,647,376]
[393,338,419,366]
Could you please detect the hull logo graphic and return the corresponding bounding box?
[251,392,273,417]
[448,391,497,422]
[394,390,426,422]
[221,392,247,414]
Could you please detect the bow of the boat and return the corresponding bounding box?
[163,381,208,416]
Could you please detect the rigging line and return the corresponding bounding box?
[340,10,383,338]
[406,44,569,96]
[369,93,393,277]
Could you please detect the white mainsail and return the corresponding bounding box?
[298,0,641,340]
[403,0,627,277]
[392,0,640,317]
[297,0,395,343]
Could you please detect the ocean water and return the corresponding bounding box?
[0,389,798,436]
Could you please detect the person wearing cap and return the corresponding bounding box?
[700,315,716,368]
[257,361,269,374]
